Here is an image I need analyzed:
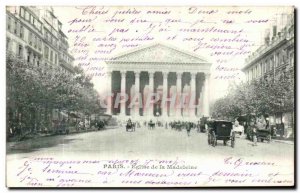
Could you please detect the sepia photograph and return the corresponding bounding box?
[5,5,295,187]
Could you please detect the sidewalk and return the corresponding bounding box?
[272,139,294,145]
[7,125,119,143]
[235,134,294,145]
[272,136,294,145]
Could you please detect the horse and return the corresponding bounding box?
[185,122,193,137]
[148,122,155,130]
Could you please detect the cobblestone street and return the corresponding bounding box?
[7,126,294,159]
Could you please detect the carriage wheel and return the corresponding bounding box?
[208,133,211,145]
[212,132,216,147]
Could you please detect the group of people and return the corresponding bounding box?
[232,116,270,146]
[126,119,197,136]
[169,121,195,136]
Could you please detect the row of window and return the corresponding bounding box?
[28,31,42,51]
[14,46,67,75]
[7,37,59,68]
[8,38,61,67]
[7,15,43,53]
[7,11,73,71]
[7,16,70,67]
[7,16,24,39]
[59,39,69,52]
[8,11,69,57]
[20,7,42,32]
[44,45,58,65]
[44,20,58,37]
[45,29,58,48]
[19,7,63,51]
[42,10,70,50]
[247,49,294,81]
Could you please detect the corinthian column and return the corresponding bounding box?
[162,71,168,117]
[148,71,154,117]
[176,72,182,118]
[120,71,126,116]
[106,71,112,115]
[190,72,196,117]
[134,71,140,117]
[203,73,211,116]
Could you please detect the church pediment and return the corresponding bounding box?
[109,43,209,64]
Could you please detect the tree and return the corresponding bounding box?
[7,51,103,139]
[212,70,294,121]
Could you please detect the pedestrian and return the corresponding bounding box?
[233,119,244,136]
[250,120,258,146]
[252,127,258,146]
[265,117,270,130]
[186,122,192,137]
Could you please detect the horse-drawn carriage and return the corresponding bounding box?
[256,129,272,143]
[238,114,272,143]
[248,126,271,143]
[126,122,135,132]
[208,120,235,148]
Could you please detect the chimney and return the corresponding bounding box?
[271,17,277,40]
[272,25,277,40]
[264,28,270,45]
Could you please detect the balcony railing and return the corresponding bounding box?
[59,59,75,73]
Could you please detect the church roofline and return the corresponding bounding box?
[106,42,211,64]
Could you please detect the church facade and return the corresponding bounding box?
[105,43,212,121]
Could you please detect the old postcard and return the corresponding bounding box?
[6,6,295,187]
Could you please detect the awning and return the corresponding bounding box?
[99,114,112,118]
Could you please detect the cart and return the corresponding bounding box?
[126,122,135,132]
[208,120,235,148]
[256,129,271,143]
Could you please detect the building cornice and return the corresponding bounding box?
[242,38,290,72]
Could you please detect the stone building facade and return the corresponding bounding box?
[242,13,294,137]
[6,6,75,75]
[105,43,212,122]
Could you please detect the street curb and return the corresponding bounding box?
[272,140,294,145]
